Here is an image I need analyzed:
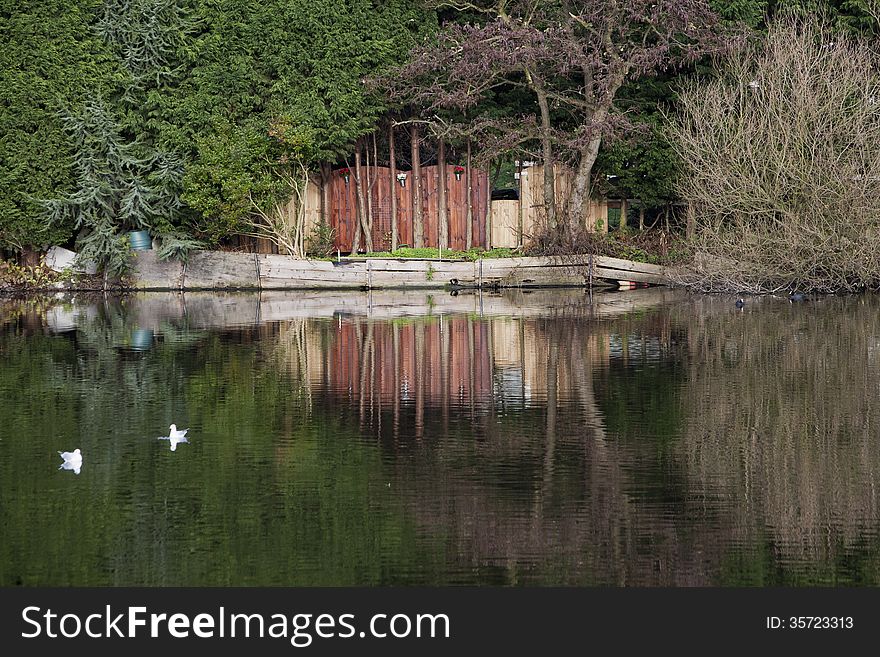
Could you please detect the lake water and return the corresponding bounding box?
[2,288,879,586]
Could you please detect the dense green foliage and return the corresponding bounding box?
[173,0,434,240]
[0,0,117,250]
[3,1,880,265]
[1,0,433,263]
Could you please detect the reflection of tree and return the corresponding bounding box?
[301,300,880,585]
[6,294,880,586]
[672,297,880,583]
[1,306,440,585]
[298,312,635,583]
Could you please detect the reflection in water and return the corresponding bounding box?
[1,290,879,585]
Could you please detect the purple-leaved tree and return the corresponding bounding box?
[388,0,731,235]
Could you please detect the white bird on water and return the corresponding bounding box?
[158,424,189,451]
[58,448,82,475]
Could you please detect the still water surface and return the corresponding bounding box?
[2,289,879,586]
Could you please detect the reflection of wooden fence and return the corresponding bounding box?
[490,164,609,248]
[328,166,490,253]
[326,318,494,421]
[314,316,614,417]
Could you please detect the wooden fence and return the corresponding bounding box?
[489,164,609,248]
[249,162,608,254]
[328,165,490,253]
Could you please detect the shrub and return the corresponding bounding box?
[669,18,880,293]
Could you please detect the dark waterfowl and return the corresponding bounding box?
[735,298,745,309]
[789,292,806,302]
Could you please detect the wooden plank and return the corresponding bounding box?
[130,251,184,290]
[331,169,357,253]
[478,254,668,285]
[396,171,413,248]
[184,251,259,289]
[594,255,666,275]
[490,200,519,248]
[472,169,489,248]
[341,259,475,275]
[260,254,368,288]
[259,255,356,273]
[481,255,598,270]
[447,164,466,251]
[366,273,471,288]
[592,266,666,285]
[422,164,439,248]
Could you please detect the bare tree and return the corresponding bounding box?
[669,18,880,293]
[245,163,310,258]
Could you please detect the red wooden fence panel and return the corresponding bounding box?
[329,166,489,253]
[330,170,357,253]
[471,169,489,249]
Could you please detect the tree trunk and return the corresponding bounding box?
[319,162,330,227]
[686,201,695,239]
[350,162,362,256]
[438,138,448,252]
[466,140,474,250]
[485,169,492,249]
[568,66,624,231]
[366,135,374,250]
[535,86,556,229]
[619,198,628,232]
[365,140,372,249]
[411,124,424,248]
[639,203,645,231]
[516,160,524,247]
[19,247,41,267]
[569,135,603,231]
[389,124,398,251]
[354,139,372,252]
[491,157,502,190]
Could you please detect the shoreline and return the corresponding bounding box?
[1,251,670,295]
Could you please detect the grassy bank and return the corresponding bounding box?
[356,230,686,266]
[360,247,520,260]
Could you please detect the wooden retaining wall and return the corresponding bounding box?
[131,251,668,290]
